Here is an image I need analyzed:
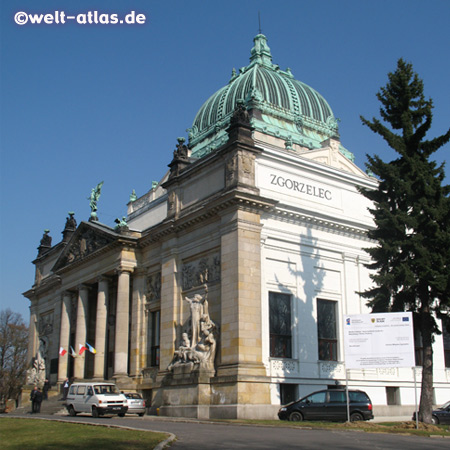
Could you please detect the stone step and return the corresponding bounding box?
[13,392,68,416]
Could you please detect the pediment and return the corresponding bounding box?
[53,221,118,271]
[301,146,369,177]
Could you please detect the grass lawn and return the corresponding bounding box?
[0,418,169,450]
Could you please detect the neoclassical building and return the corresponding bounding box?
[24,34,450,418]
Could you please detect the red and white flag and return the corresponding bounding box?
[59,347,67,356]
[78,344,88,355]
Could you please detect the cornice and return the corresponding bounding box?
[267,205,376,242]
[139,190,277,248]
[25,274,62,298]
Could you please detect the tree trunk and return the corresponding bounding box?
[418,322,433,423]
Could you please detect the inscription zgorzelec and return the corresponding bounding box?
[270,174,332,200]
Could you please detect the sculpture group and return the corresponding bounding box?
[168,286,219,372]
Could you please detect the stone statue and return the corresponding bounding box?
[26,338,47,385]
[229,99,250,126]
[40,229,52,247]
[168,285,218,373]
[37,230,52,256]
[88,181,104,221]
[184,286,208,346]
[129,190,137,202]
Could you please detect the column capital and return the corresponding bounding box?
[132,267,147,277]
[77,283,90,292]
[97,275,111,283]
[115,266,134,275]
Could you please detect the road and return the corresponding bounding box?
[6,412,448,450]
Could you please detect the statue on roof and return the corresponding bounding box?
[37,229,52,256]
[114,216,128,230]
[229,99,250,126]
[173,137,189,161]
[88,181,104,221]
[40,229,52,247]
[65,212,77,230]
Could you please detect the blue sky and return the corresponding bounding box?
[1,0,449,320]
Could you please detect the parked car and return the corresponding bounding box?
[278,389,374,422]
[123,392,146,416]
[412,400,450,425]
[65,382,128,418]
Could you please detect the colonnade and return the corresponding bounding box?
[57,268,133,382]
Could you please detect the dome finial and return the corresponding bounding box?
[250,34,272,67]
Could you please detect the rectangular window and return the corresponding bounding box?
[280,384,297,405]
[386,387,400,405]
[414,330,423,367]
[442,317,450,368]
[269,292,292,358]
[317,299,338,361]
[148,310,160,367]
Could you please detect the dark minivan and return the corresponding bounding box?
[278,389,373,422]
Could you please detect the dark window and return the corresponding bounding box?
[317,299,337,361]
[269,292,292,358]
[414,330,423,367]
[50,358,58,374]
[148,310,160,367]
[280,384,297,405]
[442,317,450,368]
[386,387,400,405]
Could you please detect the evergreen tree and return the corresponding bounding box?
[360,59,450,423]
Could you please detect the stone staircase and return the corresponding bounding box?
[10,391,67,416]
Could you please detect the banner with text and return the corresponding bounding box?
[343,312,415,369]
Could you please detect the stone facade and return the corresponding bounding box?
[23,35,450,419]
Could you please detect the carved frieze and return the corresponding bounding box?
[145,272,161,302]
[39,312,53,336]
[60,228,115,267]
[182,253,220,291]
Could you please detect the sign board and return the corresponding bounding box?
[343,312,415,369]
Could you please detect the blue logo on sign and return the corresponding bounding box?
[402,317,409,322]
[346,318,351,325]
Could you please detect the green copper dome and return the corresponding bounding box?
[188,34,352,160]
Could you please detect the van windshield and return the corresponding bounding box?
[93,385,120,395]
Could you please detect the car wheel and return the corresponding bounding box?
[92,406,99,418]
[118,413,125,417]
[289,411,304,422]
[431,415,439,425]
[350,412,364,422]
[68,405,77,417]
[138,412,145,417]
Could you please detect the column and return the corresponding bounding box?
[93,277,108,379]
[159,243,180,372]
[27,307,38,369]
[218,208,268,376]
[114,268,132,377]
[58,292,72,382]
[74,285,89,379]
[129,270,145,377]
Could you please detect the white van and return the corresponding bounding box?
[65,382,128,417]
